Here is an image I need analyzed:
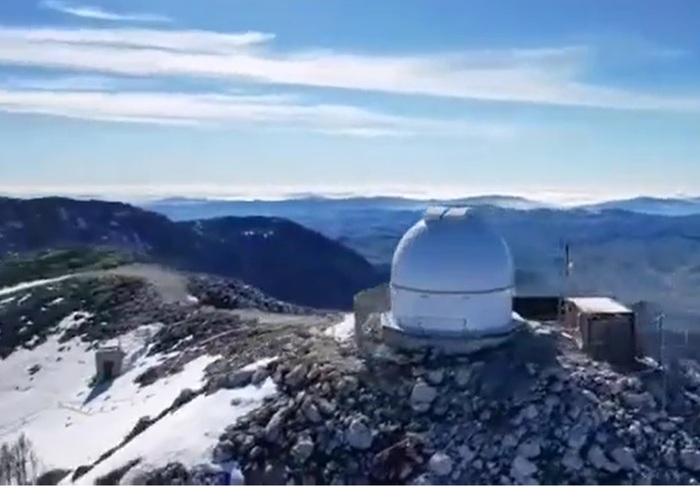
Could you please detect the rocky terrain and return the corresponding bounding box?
[4,249,700,484]
[146,320,700,486]
[0,251,343,484]
[4,239,700,485]
[0,197,381,309]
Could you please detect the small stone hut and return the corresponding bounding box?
[94,345,126,382]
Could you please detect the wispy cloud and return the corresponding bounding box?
[0,26,698,112]
[0,74,121,91]
[0,85,517,138]
[41,1,172,23]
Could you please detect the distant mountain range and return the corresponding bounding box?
[143,195,700,331]
[4,194,700,329]
[0,197,381,309]
[143,194,700,219]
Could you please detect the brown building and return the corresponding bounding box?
[564,297,636,365]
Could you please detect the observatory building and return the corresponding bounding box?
[354,206,522,355]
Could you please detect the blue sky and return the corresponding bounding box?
[0,0,699,202]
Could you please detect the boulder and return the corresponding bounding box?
[611,446,638,471]
[517,439,541,459]
[511,455,538,482]
[292,436,315,463]
[346,415,373,450]
[680,448,700,472]
[428,452,453,477]
[410,380,437,413]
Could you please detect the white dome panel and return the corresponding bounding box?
[391,206,514,293]
[387,206,515,336]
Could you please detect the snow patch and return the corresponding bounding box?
[240,356,278,371]
[80,378,278,485]
[0,296,15,306]
[57,311,93,331]
[186,295,199,305]
[0,324,218,473]
[0,275,73,298]
[325,313,355,342]
[242,229,275,239]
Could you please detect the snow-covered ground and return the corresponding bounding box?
[80,373,278,484]
[325,313,355,342]
[0,275,73,298]
[0,318,217,474]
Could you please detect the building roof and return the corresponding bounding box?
[567,297,632,314]
[390,206,514,293]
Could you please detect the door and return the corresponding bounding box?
[103,360,115,381]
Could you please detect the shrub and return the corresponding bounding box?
[0,434,40,485]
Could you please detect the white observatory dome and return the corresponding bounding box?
[388,206,515,337]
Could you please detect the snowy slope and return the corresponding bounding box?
[0,318,218,474]
[79,374,278,484]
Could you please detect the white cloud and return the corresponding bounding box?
[0,75,121,91]
[41,1,172,23]
[0,26,697,112]
[0,86,517,137]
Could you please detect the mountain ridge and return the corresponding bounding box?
[142,194,700,219]
[0,196,381,309]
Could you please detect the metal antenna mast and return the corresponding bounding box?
[657,312,667,412]
[559,241,571,324]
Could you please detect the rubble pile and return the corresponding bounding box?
[210,321,700,485]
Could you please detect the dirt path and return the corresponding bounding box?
[99,264,193,305]
[0,264,193,305]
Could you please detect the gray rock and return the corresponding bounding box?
[566,424,589,450]
[429,452,453,477]
[212,440,233,464]
[587,445,620,473]
[611,446,637,471]
[224,369,253,389]
[680,448,700,472]
[338,375,359,394]
[454,368,471,388]
[562,451,584,472]
[251,366,269,385]
[622,391,655,410]
[302,400,322,423]
[285,363,308,388]
[502,435,518,449]
[410,380,437,413]
[517,439,541,459]
[292,436,315,463]
[316,397,336,416]
[346,416,373,450]
[426,368,445,385]
[457,445,476,462]
[523,404,539,420]
[409,473,432,485]
[662,446,677,468]
[511,455,538,481]
[265,408,286,442]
